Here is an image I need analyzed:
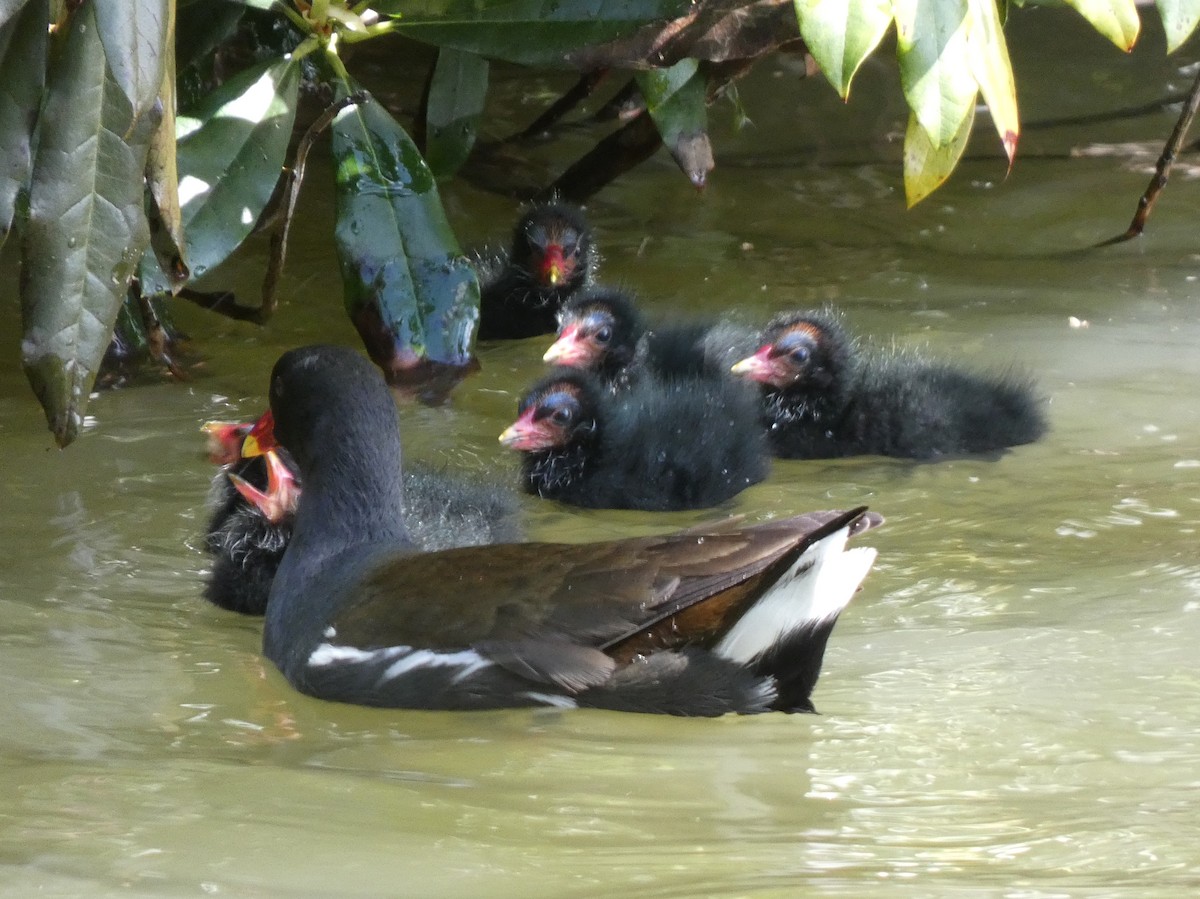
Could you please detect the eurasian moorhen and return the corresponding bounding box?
[731,308,1048,459]
[501,367,770,512]
[473,201,596,340]
[202,421,522,616]
[241,344,880,715]
[544,286,755,389]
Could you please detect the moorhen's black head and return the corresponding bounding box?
[732,310,856,405]
[499,368,602,454]
[509,202,592,294]
[543,286,643,375]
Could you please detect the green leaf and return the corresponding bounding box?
[144,0,187,289]
[1155,0,1200,51]
[0,0,35,32]
[792,0,892,99]
[21,3,156,446]
[425,48,489,179]
[903,101,975,206]
[331,85,479,385]
[95,0,169,120]
[893,0,977,148]
[1062,0,1140,50]
[635,60,713,187]
[0,0,46,247]
[965,0,1018,165]
[139,57,300,295]
[383,0,691,68]
[176,2,244,72]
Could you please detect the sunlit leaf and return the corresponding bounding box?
[0,0,46,247]
[383,0,690,68]
[893,0,977,147]
[139,58,300,295]
[1155,0,1200,51]
[425,48,489,179]
[793,0,893,99]
[965,0,1018,166]
[635,60,713,187]
[903,101,975,207]
[144,0,187,288]
[21,3,156,446]
[95,0,168,120]
[1062,0,1140,50]
[331,84,479,393]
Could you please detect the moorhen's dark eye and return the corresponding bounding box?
[550,407,574,427]
[789,345,811,365]
[595,326,612,345]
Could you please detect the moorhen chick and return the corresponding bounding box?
[242,344,880,715]
[473,201,597,340]
[202,421,522,616]
[544,286,756,389]
[500,367,770,512]
[731,308,1048,460]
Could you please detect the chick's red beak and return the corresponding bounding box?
[498,407,557,451]
[542,324,595,366]
[241,409,277,458]
[228,449,299,524]
[203,421,252,465]
[538,244,569,287]
[731,345,790,387]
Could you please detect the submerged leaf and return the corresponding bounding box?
[0,0,46,247]
[1156,0,1200,51]
[331,84,479,399]
[425,48,489,179]
[893,0,976,148]
[21,3,157,446]
[903,102,975,207]
[636,60,713,187]
[792,0,892,99]
[139,57,300,295]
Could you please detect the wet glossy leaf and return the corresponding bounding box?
[139,58,300,295]
[383,0,690,68]
[1063,0,1140,50]
[22,3,156,446]
[792,0,892,99]
[426,48,489,179]
[0,0,34,31]
[0,0,45,247]
[903,102,975,207]
[965,0,1018,165]
[894,0,977,148]
[635,60,713,187]
[331,85,479,390]
[95,0,168,120]
[1155,0,1200,51]
[144,0,187,289]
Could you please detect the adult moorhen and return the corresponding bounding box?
[731,308,1048,460]
[500,367,770,512]
[544,286,755,389]
[202,421,522,616]
[473,201,597,340]
[243,344,880,715]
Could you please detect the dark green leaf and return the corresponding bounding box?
[636,60,713,187]
[384,0,690,68]
[425,48,489,179]
[331,84,479,388]
[176,0,244,72]
[21,3,157,446]
[95,0,168,120]
[139,57,300,295]
[0,0,46,247]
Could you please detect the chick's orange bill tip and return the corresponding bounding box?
[242,409,277,457]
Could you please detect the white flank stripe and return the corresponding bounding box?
[522,692,578,709]
[714,526,876,665]
[307,643,408,668]
[377,649,492,685]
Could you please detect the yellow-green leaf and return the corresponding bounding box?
[1156,0,1200,51]
[1063,0,1140,50]
[892,0,977,147]
[965,0,1018,166]
[793,0,893,99]
[903,101,975,207]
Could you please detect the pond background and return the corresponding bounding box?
[2,9,1200,896]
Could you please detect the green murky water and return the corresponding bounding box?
[2,11,1200,897]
